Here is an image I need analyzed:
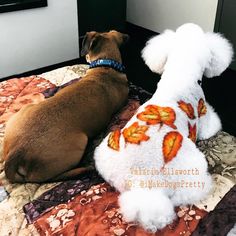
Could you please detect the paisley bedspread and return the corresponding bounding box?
[0,65,235,236]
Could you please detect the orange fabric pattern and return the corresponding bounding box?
[34,183,207,236]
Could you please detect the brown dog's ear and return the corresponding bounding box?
[81,32,96,56]
[81,32,104,57]
[122,34,130,45]
[109,30,130,47]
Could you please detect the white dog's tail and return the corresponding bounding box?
[119,189,176,232]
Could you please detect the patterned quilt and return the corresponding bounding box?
[0,65,235,236]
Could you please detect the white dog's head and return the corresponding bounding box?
[142,23,233,79]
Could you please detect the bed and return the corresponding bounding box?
[0,64,235,235]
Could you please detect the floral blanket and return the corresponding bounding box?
[0,65,235,236]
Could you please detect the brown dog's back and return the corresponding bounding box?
[3,30,129,183]
[4,71,128,182]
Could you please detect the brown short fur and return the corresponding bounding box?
[3,30,129,183]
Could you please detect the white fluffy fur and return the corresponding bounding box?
[198,102,222,140]
[204,32,234,78]
[93,23,233,232]
[142,29,175,74]
[119,189,176,232]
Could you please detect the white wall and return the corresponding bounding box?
[0,0,79,78]
[127,0,218,33]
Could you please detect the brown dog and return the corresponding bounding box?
[3,30,129,183]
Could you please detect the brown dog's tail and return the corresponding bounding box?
[4,149,27,183]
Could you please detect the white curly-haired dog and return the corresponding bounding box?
[94,23,233,232]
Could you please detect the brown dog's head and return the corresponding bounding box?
[81,30,129,62]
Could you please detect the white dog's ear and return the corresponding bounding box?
[141,30,175,74]
[204,32,234,78]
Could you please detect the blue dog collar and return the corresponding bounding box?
[89,59,126,73]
